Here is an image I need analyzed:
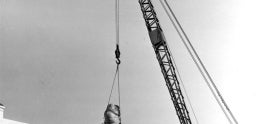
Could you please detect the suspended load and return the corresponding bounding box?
[104,104,121,124]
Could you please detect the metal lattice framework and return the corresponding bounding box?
[139,0,192,124]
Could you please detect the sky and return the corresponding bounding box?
[0,0,260,124]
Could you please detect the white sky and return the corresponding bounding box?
[0,0,260,124]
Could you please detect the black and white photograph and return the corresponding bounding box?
[0,0,259,124]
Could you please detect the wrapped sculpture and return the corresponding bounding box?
[104,104,121,124]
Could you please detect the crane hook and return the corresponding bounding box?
[115,44,121,64]
[116,59,121,65]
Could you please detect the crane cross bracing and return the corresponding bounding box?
[138,0,192,124]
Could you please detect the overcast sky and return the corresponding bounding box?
[1,0,260,124]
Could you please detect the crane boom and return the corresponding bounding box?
[138,0,192,124]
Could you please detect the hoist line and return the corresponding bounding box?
[117,64,121,123]
[160,0,238,123]
[115,0,121,121]
[166,41,200,124]
[158,0,232,123]
[118,66,121,108]
[107,65,119,104]
[115,0,121,108]
[107,0,121,106]
[115,0,120,45]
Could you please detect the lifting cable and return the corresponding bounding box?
[159,0,238,123]
[115,0,121,108]
[107,64,120,105]
[107,0,122,122]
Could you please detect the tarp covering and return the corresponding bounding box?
[104,104,121,124]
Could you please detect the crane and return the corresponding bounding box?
[105,0,238,124]
[138,0,192,124]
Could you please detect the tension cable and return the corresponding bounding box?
[108,0,121,104]
[106,0,122,123]
[160,0,238,123]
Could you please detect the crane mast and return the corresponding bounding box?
[138,0,192,124]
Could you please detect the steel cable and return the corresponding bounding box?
[116,0,120,45]
[107,65,119,104]
[156,1,200,123]
[160,0,238,123]
[108,0,121,107]
[163,0,238,123]
[158,0,232,123]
